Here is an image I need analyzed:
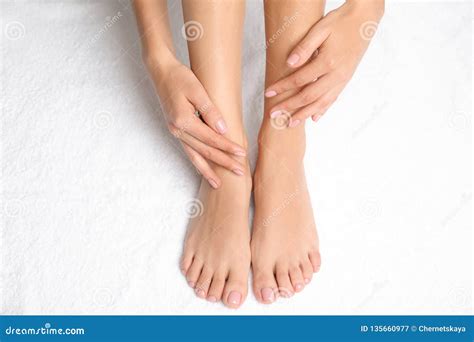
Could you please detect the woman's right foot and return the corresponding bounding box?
[181,166,252,309]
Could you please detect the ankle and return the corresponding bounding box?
[257,126,306,166]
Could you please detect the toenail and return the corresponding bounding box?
[195,288,206,298]
[304,278,310,284]
[188,281,195,288]
[279,288,293,298]
[227,291,242,306]
[207,296,217,302]
[294,283,304,292]
[261,288,275,303]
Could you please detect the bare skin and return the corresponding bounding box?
[251,0,325,303]
[179,0,251,309]
[134,0,384,308]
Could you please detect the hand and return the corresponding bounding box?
[265,1,384,127]
[148,58,246,188]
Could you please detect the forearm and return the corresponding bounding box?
[133,0,178,72]
[345,0,385,18]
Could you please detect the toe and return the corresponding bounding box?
[195,267,213,299]
[300,257,314,284]
[252,265,278,304]
[309,250,321,273]
[180,252,194,275]
[185,257,203,288]
[289,266,305,292]
[207,272,226,302]
[223,269,248,309]
[275,264,294,298]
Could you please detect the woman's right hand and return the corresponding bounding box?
[147,58,246,189]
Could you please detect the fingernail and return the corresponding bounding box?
[289,119,300,128]
[195,288,206,298]
[208,179,219,189]
[215,119,227,134]
[227,291,242,306]
[188,281,195,288]
[270,110,282,118]
[265,90,277,98]
[287,53,300,66]
[294,283,304,292]
[233,168,244,176]
[261,288,275,303]
[207,296,217,302]
[304,278,310,284]
[312,114,321,122]
[234,150,246,157]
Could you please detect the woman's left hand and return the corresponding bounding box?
[265,1,384,127]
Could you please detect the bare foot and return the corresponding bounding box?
[251,143,321,303]
[181,167,252,309]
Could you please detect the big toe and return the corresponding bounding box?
[252,266,278,304]
[222,270,248,309]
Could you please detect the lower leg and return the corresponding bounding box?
[251,0,324,303]
[180,0,251,309]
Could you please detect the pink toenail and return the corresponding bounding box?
[295,283,304,292]
[188,281,195,288]
[227,291,242,306]
[195,288,206,298]
[304,278,310,284]
[261,288,275,303]
[207,296,217,302]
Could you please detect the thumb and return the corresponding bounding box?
[287,19,329,68]
[189,84,227,135]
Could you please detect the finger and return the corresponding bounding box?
[180,132,245,176]
[286,19,330,68]
[269,74,334,117]
[187,85,228,135]
[188,119,246,157]
[182,143,221,189]
[289,93,337,127]
[265,57,329,97]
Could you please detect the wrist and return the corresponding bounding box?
[346,0,385,20]
[143,48,179,76]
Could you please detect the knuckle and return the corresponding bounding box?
[296,43,309,57]
[198,102,215,116]
[168,125,180,137]
[293,74,307,87]
[319,99,331,108]
[173,116,189,130]
[203,148,212,160]
[334,69,348,82]
[323,55,336,69]
[300,91,314,104]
